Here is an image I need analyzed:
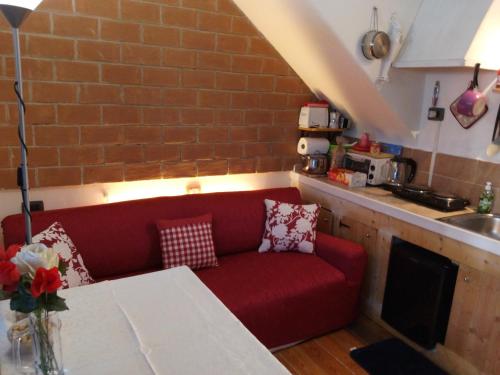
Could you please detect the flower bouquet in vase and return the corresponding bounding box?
[0,243,68,375]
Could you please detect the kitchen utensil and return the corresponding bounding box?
[301,154,328,176]
[385,156,417,189]
[362,7,391,60]
[343,152,392,186]
[297,137,330,155]
[450,63,489,129]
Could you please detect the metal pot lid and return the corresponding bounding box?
[371,31,391,59]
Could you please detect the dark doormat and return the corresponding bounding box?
[350,338,449,375]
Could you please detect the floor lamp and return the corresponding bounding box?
[0,1,43,244]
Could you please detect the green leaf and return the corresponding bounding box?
[58,260,68,277]
[39,293,69,312]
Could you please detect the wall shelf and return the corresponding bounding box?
[298,127,344,133]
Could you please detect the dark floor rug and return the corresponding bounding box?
[350,338,448,375]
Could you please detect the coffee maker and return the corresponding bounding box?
[297,137,330,176]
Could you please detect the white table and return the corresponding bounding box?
[0,266,290,375]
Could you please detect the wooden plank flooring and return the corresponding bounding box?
[275,315,392,375]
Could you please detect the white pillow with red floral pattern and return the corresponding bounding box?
[258,199,320,254]
[32,222,95,288]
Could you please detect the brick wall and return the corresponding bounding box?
[0,0,312,189]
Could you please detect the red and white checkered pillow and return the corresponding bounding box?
[157,214,218,271]
[259,199,320,254]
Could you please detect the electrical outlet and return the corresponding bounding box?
[428,107,445,121]
[30,201,44,212]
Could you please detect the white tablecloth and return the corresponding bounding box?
[0,266,290,375]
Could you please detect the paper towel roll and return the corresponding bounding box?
[297,137,330,155]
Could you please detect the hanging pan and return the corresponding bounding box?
[361,7,391,60]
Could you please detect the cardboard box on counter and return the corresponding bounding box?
[328,168,367,187]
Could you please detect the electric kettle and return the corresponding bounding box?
[385,156,417,189]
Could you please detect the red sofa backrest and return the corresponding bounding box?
[2,187,302,279]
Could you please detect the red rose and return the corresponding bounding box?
[0,244,22,261]
[30,267,62,298]
[0,261,20,292]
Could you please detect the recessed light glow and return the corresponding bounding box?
[0,1,43,10]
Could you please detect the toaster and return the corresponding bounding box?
[298,103,329,128]
[343,152,392,186]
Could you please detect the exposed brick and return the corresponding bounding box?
[143,108,179,124]
[0,168,17,188]
[144,144,179,162]
[84,165,123,184]
[163,88,197,106]
[230,127,257,142]
[162,7,197,28]
[35,126,79,146]
[232,55,262,73]
[31,83,77,103]
[60,146,104,166]
[23,12,51,34]
[102,64,141,85]
[244,142,271,157]
[76,0,119,18]
[216,34,247,53]
[27,36,74,59]
[288,94,313,107]
[182,70,215,89]
[164,127,197,143]
[101,20,141,43]
[58,105,100,125]
[260,93,288,109]
[248,75,274,92]
[26,105,56,125]
[272,142,296,156]
[143,25,179,47]
[122,0,160,23]
[0,126,32,146]
[26,148,59,167]
[181,144,212,160]
[217,0,243,16]
[215,72,246,91]
[197,159,227,176]
[78,41,120,62]
[0,32,13,55]
[232,16,258,35]
[163,161,197,178]
[229,158,256,174]
[53,15,98,38]
[105,145,144,163]
[259,126,282,141]
[275,77,307,94]
[80,84,122,104]
[55,61,99,82]
[143,67,179,86]
[274,110,298,124]
[124,87,162,106]
[125,163,162,181]
[38,0,73,12]
[182,30,215,50]
[257,156,282,172]
[163,48,196,68]
[214,143,242,159]
[124,126,162,144]
[198,127,228,143]
[81,126,124,144]
[182,0,216,11]
[38,167,81,187]
[198,51,230,70]
[0,148,9,168]
[122,45,162,66]
[181,109,214,125]
[231,92,259,108]
[0,80,19,102]
[262,58,289,75]
[245,110,273,125]
[6,58,53,81]
[103,106,141,124]
[199,90,230,108]
[215,109,243,125]
[198,13,231,32]
[249,38,277,57]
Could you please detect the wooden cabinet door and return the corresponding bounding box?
[317,207,334,235]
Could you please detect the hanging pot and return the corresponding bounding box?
[456,63,487,117]
[361,7,391,60]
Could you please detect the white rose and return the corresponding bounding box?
[11,244,59,277]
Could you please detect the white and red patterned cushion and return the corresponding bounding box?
[157,214,218,271]
[258,199,320,254]
[32,222,95,288]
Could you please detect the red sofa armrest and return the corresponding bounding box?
[315,231,367,285]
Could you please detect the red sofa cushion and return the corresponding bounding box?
[2,188,301,280]
[196,251,357,348]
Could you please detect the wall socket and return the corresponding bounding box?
[30,201,44,212]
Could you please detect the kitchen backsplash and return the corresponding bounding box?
[403,148,500,212]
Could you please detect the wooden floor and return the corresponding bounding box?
[275,315,392,375]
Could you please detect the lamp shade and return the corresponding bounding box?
[0,1,43,10]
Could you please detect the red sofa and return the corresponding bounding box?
[2,187,366,348]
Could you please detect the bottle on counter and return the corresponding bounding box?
[477,181,495,214]
[329,137,345,170]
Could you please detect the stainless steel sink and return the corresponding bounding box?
[439,213,500,241]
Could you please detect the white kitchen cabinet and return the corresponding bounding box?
[394,0,500,70]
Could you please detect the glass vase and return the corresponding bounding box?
[29,310,64,375]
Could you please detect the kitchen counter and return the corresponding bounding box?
[291,171,500,256]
